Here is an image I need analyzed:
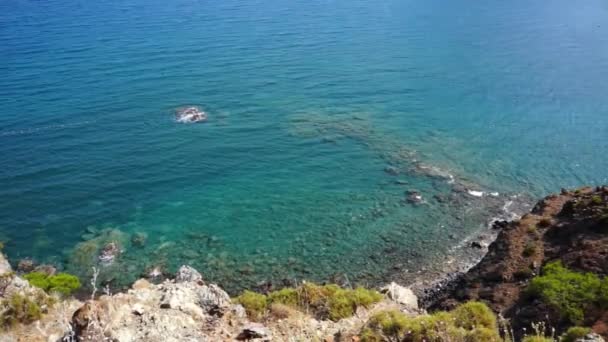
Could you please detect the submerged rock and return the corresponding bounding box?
[383,165,399,176]
[406,190,424,204]
[131,232,147,247]
[99,242,121,265]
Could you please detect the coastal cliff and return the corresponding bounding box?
[433,186,608,339]
[1,186,608,341]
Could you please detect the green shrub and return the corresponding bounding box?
[591,195,603,205]
[267,287,298,307]
[0,293,42,328]
[361,302,501,342]
[236,283,383,321]
[452,301,497,331]
[561,326,592,342]
[234,290,267,320]
[528,261,603,324]
[23,272,49,289]
[48,273,81,295]
[23,272,81,296]
[523,242,537,257]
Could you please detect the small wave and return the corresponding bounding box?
[0,120,97,137]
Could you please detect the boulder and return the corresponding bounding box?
[237,323,271,341]
[175,265,203,283]
[17,258,35,273]
[197,283,231,316]
[380,282,418,310]
[33,264,57,276]
[0,253,11,276]
[576,334,606,342]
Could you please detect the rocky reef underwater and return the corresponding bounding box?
[9,113,535,297]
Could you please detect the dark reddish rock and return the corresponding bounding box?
[432,186,608,340]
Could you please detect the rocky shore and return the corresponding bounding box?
[0,256,421,341]
[1,186,608,341]
[431,186,608,339]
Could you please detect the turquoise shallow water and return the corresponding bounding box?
[1,0,608,291]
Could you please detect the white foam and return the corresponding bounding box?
[467,190,484,197]
[175,106,208,123]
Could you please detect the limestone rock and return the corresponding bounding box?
[0,252,12,275]
[381,282,418,310]
[197,283,231,316]
[175,265,203,283]
[576,333,606,342]
[17,258,35,272]
[33,264,57,276]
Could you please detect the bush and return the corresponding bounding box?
[561,326,592,342]
[360,302,501,342]
[591,195,603,205]
[234,290,267,320]
[0,293,42,328]
[527,261,603,324]
[451,301,497,331]
[23,272,81,296]
[267,287,298,307]
[235,283,383,321]
[523,242,537,257]
[47,273,81,296]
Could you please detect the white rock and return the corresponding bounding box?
[380,282,419,310]
[0,252,12,275]
[576,333,606,342]
[197,283,231,314]
[175,265,203,283]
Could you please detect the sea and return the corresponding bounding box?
[1,0,607,292]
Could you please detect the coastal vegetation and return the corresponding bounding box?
[359,302,500,342]
[23,271,81,296]
[235,282,383,321]
[527,261,608,325]
[0,293,42,328]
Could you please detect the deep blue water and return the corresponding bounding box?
[1,0,607,291]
